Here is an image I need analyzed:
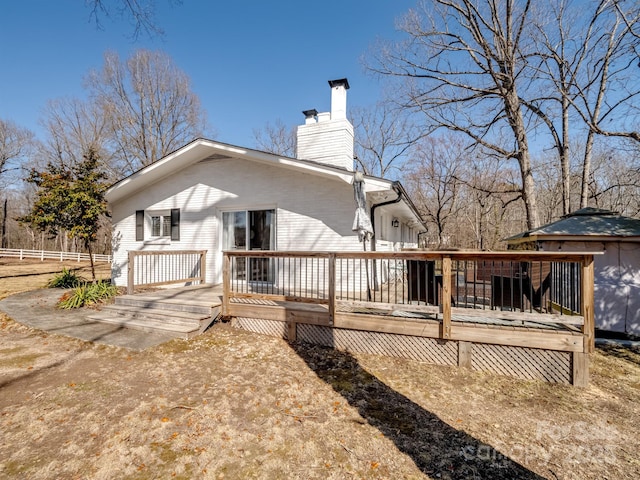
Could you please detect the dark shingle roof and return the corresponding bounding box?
[507,208,640,242]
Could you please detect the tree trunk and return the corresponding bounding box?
[87,240,96,282]
[1,198,7,249]
[580,130,596,209]
[505,90,540,230]
[561,95,571,215]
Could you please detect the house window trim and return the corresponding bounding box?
[151,213,172,238]
[136,208,180,243]
[220,206,277,252]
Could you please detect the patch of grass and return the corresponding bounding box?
[0,352,47,368]
[57,280,119,309]
[0,347,26,355]
[47,268,83,288]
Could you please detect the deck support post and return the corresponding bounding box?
[199,250,206,285]
[328,253,336,325]
[580,256,595,353]
[127,250,135,295]
[440,255,452,339]
[458,341,472,368]
[287,321,297,342]
[572,351,589,387]
[222,253,230,316]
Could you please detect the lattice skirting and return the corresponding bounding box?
[231,317,288,339]
[471,343,572,384]
[297,324,458,366]
[231,317,574,384]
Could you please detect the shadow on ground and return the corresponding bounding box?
[291,342,545,480]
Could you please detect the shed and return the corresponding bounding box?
[506,207,640,336]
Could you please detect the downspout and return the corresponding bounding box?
[368,182,403,293]
[369,181,403,252]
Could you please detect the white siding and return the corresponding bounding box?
[111,157,365,286]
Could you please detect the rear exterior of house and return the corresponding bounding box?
[107,79,426,289]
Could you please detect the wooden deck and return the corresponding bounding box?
[222,250,596,386]
[118,248,596,385]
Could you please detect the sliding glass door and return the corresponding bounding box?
[223,209,275,282]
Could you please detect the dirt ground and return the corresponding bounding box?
[0,259,639,479]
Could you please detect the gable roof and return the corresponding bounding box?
[106,138,352,203]
[105,138,427,230]
[507,208,640,244]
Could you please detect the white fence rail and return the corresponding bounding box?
[0,248,112,263]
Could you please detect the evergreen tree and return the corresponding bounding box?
[20,149,109,281]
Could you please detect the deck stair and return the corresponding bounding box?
[87,285,222,338]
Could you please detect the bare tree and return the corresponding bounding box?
[404,134,466,247]
[252,119,297,157]
[0,119,35,248]
[531,0,640,212]
[570,0,640,208]
[39,97,114,176]
[585,147,640,216]
[350,101,420,179]
[370,0,541,229]
[87,49,209,176]
[0,119,34,186]
[85,0,182,38]
[463,156,524,249]
[527,0,580,215]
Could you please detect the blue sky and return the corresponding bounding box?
[0,1,414,147]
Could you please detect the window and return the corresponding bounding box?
[222,209,275,251]
[136,208,180,241]
[223,209,275,282]
[151,215,171,237]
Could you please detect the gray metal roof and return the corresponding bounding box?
[507,208,640,242]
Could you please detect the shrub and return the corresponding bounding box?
[48,268,83,288]
[58,280,119,309]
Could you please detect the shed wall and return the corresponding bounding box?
[540,240,640,335]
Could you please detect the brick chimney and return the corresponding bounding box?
[296,78,354,171]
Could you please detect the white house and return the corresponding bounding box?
[507,207,640,336]
[106,79,427,288]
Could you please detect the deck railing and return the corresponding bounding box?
[127,250,206,294]
[223,250,596,352]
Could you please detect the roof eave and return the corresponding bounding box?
[105,138,356,204]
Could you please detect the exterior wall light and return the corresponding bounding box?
[392,218,399,228]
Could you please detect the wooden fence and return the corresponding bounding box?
[0,248,112,263]
[223,250,597,386]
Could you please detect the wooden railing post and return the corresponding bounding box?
[440,255,452,339]
[200,250,207,285]
[222,252,230,317]
[127,251,135,295]
[328,253,336,325]
[581,255,595,353]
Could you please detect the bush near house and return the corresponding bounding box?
[56,280,119,309]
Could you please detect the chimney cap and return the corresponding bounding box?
[328,78,350,90]
[302,109,318,118]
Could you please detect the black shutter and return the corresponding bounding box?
[135,210,144,241]
[171,208,180,241]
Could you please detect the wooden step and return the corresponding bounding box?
[87,305,220,338]
[103,304,204,325]
[87,312,197,335]
[115,295,215,316]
